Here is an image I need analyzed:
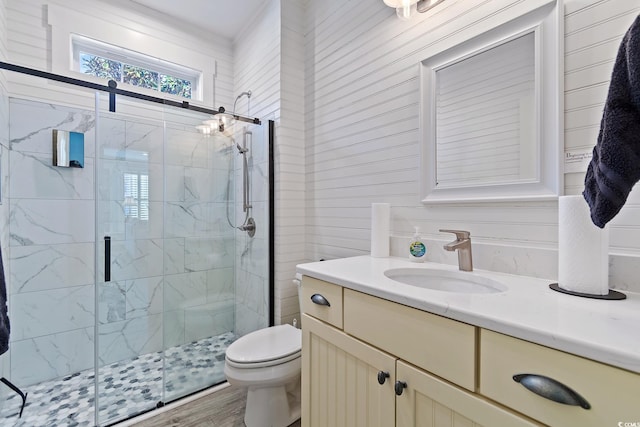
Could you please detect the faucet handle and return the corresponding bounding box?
[439,229,470,240]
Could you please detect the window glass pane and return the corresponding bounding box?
[123,173,139,219]
[123,64,159,90]
[80,52,122,81]
[160,74,192,99]
[140,175,149,221]
[73,36,200,100]
[123,172,149,221]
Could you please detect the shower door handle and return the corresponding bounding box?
[104,236,111,282]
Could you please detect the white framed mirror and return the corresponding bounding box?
[420,1,562,204]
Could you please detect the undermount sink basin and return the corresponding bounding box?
[384,268,507,294]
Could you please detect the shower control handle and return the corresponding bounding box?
[310,294,331,307]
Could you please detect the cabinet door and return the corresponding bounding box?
[302,314,396,427]
[396,361,542,427]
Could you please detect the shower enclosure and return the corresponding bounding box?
[0,70,272,426]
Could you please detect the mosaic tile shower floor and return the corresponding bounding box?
[0,332,235,427]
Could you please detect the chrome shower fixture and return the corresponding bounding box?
[233,91,252,116]
[197,90,253,135]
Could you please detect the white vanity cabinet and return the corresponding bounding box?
[301,276,541,427]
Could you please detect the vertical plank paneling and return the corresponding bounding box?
[335,346,347,425]
[355,362,367,426]
[310,333,321,424]
[345,353,357,427]
[327,342,337,426]
[302,314,396,427]
[433,401,451,425]
[317,330,328,423]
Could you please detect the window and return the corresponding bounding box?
[73,35,200,100]
[123,173,149,221]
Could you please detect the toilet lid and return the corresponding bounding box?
[226,324,302,364]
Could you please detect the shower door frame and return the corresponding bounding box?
[0,60,275,425]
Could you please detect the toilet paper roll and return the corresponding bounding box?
[558,195,609,295]
[371,203,390,258]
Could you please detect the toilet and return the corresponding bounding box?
[224,276,302,427]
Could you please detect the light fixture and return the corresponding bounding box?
[197,91,252,136]
[384,0,445,20]
[384,0,419,20]
[197,106,236,135]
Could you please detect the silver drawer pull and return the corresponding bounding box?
[311,293,331,307]
[512,374,590,409]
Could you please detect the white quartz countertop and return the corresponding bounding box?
[296,255,640,374]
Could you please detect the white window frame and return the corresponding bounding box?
[47,3,215,103]
[72,35,200,100]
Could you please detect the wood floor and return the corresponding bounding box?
[129,384,302,427]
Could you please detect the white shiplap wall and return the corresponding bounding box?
[234,0,307,327]
[233,0,281,333]
[303,0,640,289]
[277,0,306,325]
[5,0,234,111]
[564,0,640,290]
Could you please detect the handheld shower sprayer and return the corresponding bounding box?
[224,90,256,237]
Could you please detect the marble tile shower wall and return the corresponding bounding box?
[8,98,235,387]
[234,124,270,337]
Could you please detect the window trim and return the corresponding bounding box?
[47,3,215,104]
[72,34,200,100]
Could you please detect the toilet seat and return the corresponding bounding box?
[226,324,301,369]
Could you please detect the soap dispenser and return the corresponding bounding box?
[409,226,427,262]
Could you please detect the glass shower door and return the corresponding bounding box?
[160,109,270,402]
[95,95,166,425]
[161,107,237,402]
[94,94,269,424]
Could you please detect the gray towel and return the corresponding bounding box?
[583,14,640,228]
[0,244,9,355]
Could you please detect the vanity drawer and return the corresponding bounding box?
[480,329,640,427]
[301,276,343,329]
[343,289,476,391]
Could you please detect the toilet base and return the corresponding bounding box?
[244,376,301,427]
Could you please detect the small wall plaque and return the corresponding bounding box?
[53,130,84,168]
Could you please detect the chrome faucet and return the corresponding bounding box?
[440,229,473,272]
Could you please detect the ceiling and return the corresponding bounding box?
[129,0,269,39]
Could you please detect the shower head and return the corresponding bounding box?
[236,91,252,100]
[233,90,252,114]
